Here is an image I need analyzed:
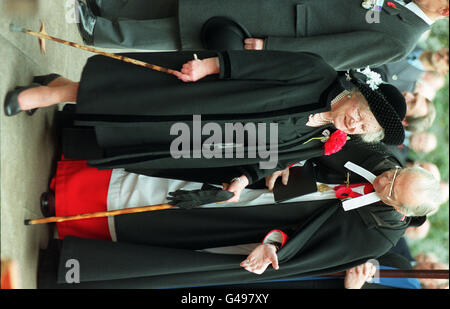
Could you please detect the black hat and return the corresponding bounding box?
[201,16,251,50]
[347,71,406,145]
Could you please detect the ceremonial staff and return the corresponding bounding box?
[9,23,177,76]
[24,203,175,225]
[24,188,233,225]
[324,269,449,280]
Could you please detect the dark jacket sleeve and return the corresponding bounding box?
[264,31,408,70]
[217,50,337,82]
[236,159,294,185]
[276,204,405,280]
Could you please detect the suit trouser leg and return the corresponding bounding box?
[95,0,177,20]
[93,16,180,50]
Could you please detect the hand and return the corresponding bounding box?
[222,175,249,203]
[240,244,279,275]
[173,57,219,82]
[344,262,377,289]
[265,168,290,191]
[244,38,265,50]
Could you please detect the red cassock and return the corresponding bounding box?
[50,159,289,247]
[51,158,112,240]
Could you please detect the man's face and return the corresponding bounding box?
[419,72,445,91]
[414,0,450,19]
[410,132,437,153]
[431,47,449,75]
[373,169,426,213]
[402,92,429,118]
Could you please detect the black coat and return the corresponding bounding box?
[62,50,344,184]
[39,142,416,289]
[177,0,430,70]
[91,0,430,70]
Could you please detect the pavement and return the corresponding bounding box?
[0,0,134,288]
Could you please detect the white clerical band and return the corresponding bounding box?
[344,161,377,183]
[342,192,381,211]
[341,161,381,211]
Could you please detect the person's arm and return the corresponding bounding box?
[265,167,290,192]
[263,32,407,70]
[220,159,293,202]
[240,230,288,275]
[236,159,294,186]
[173,57,220,82]
[174,51,336,83]
[222,175,249,203]
[344,262,377,289]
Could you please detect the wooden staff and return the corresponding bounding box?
[323,269,449,280]
[9,23,177,75]
[24,204,175,225]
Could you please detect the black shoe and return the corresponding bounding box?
[33,74,61,86]
[76,0,97,45]
[4,84,40,117]
[40,191,56,217]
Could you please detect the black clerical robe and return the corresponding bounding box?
[42,201,408,289]
[62,50,342,184]
[38,141,416,289]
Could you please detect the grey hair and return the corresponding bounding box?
[395,166,442,217]
[360,129,385,143]
[405,100,436,132]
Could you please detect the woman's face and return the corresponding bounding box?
[330,94,382,135]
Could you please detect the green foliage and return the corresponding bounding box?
[407,20,449,264]
[421,19,449,50]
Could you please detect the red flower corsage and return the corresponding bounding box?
[288,130,349,168]
[324,130,348,156]
[387,2,397,9]
[297,129,350,159]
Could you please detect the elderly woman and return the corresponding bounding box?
[5,50,406,201]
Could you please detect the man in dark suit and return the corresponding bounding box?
[373,47,449,93]
[76,0,448,70]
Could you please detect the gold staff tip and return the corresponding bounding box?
[39,21,47,55]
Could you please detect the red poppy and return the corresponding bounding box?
[324,130,348,156]
[333,183,374,199]
[387,2,397,9]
